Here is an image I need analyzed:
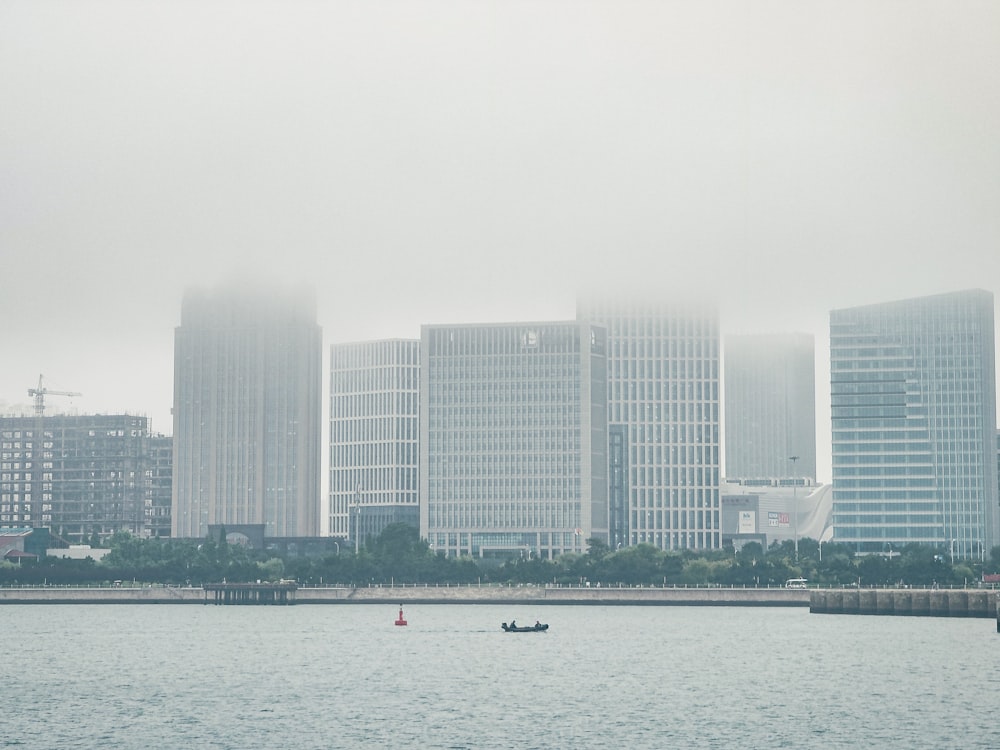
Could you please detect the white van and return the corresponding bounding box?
[785,578,808,589]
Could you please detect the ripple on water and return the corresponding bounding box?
[2,604,999,749]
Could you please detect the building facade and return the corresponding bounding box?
[172,285,322,538]
[578,297,722,551]
[724,332,816,482]
[146,434,172,538]
[420,321,608,559]
[830,289,998,558]
[1,414,151,543]
[329,339,420,548]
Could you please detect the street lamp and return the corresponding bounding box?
[788,456,799,561]
[352,484,363,555]
[354,504,362,554]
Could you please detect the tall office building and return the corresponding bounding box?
[724,333,816,481]
[1,414,151,543]
[830,289,998,558]
[420,321,608,559]
[329,339,420,547]
[172,285,322,538]
[578,297,722,550]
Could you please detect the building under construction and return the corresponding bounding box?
[0,414,157,544]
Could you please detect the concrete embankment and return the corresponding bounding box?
[810,588,999,619]
[0,586,204,604]
[297,586,810,606]
[0,585,808,606]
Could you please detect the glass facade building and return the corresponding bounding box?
[577,298,722,551]
[724,333,816,481]
[329,339,420,547]
[172,285,322,538]
[420,322,608,559]
[830,289,998,557]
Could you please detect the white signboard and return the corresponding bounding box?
[738,510,756,534]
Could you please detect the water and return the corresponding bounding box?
[4,604,998,749]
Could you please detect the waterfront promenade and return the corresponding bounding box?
[0,583,806,606]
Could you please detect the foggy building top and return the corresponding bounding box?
[724,332,816,482]
[171,283,322,538]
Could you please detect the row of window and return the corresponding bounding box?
[331,340,420,369]
[428,501,583,530]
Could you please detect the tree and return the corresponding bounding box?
[259,557,285,582]
[586,538,610,560]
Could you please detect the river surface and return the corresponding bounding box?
[3,603,998,749]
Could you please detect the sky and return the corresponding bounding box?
[2,1,999,485]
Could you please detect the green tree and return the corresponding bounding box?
[258,557,285,582]
[585,538,610,560]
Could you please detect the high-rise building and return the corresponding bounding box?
[724,333,816,481]
[420,321,608,559]
[577,297,722,550]
[146,434,172,538]
[329,339,420,548]
[0,414,151,543]
[171,285,322,538]
[830,289,998,558]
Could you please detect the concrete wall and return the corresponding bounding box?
[810,589,999,619]
[0,585,808,606]
[0,585,203,604]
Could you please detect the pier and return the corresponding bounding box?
[202,582,297,605]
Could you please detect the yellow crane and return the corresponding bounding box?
[27,374,82,416]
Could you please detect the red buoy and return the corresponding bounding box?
[394,606,408,626]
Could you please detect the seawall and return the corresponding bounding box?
[0,584,807,606]
[297,585,811,606]
[810,588,999,619]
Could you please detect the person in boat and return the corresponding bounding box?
[534,620,541,628]
[510,619,516,629]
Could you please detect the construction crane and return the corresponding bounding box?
[24,375,82,529]
[28,374,82,416]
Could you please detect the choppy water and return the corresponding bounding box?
[3,603,999,749]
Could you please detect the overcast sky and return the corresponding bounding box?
[2,1,999,483]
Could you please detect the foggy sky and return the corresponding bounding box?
[2,1,999,484]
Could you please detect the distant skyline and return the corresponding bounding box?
[3,1,999,487]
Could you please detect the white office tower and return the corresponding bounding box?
[420,322,608,559]
[578,296,722,550]
[172,284,322,538]
[830,289,998,558]
[724,333,816,482]
[329,339,420,547]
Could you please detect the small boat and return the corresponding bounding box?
[501,621,548,633]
